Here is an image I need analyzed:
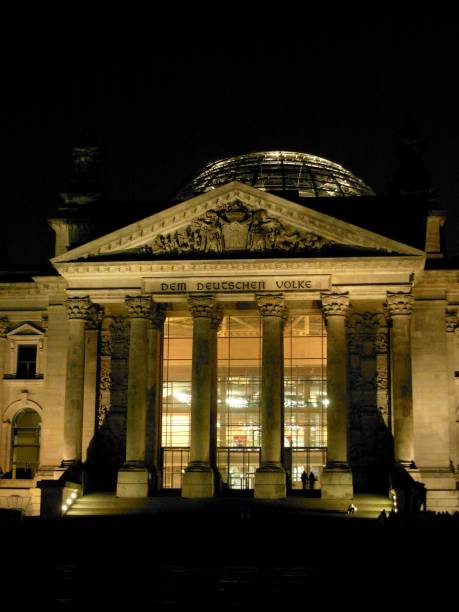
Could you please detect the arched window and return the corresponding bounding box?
[11,409,41,478]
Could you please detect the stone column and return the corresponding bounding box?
[445,311,458,472]
[254,293,288,499]
[386,292,415,467]
[117,295,152,498]
[145,303,166,491]
[0,318,9,475]
[320,292,353,499]
[182,295,222,498]
[63,297,91,465]
[82,305,102,463]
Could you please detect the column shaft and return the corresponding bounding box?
[254,293,287,499]
[387,293,415,467]
[182,295,221,498]
[117,296,152,497]
[0,319,9,474]
[145,305,166,489]
[326,315,349,465]
[189,316,218,465]
[320,292,353,500]
[126,317,149,464]
[63,298,91,463]
[260,314,285,467]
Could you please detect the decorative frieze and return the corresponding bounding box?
[86,304,104,330]
[321,292,350,317]
[144,199,331,256]
[65,296,92,319]
[0,317,9,338]
[125,295,152,319]
[385,292,414,317]
[256,293,288,320]
[348,310,391,469]
[445,310,458,333]
[100,331,112,357]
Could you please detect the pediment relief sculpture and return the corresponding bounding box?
[144,200,331,256]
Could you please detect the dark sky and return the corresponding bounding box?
[4,17,459,265]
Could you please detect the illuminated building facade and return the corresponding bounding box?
[0,148,458,514]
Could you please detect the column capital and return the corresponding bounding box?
[445,310,458,333]
[125,295,152,319]
[385,292,414,317]
[151,303,167,330]
[256,293,288,320]
[85,304,104,330]
[0,316,9,338]
[65,296,92,320]
[321,292,350,317]
[188,295,223,328]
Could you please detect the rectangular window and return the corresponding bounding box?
[16,345,37,379]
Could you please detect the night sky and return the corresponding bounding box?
[4,18,458,265]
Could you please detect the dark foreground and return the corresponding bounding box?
[1,502,457,608]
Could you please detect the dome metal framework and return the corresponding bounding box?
[174,151,374,201]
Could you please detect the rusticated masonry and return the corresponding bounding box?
[347,312,391,482]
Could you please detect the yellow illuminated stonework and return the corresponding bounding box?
[0,149,458,515]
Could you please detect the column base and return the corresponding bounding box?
[182,464,215,498]
[116,465,149,498]
[321,466,353,500]
[147,466,162,494]
[254,466,287,499]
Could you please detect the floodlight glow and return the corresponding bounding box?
[227,396,248,408]
[174,392,191,403]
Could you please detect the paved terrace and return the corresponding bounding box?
[1,495,457,608]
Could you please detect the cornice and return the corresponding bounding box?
[54,255,425,278]
[0,277,67,298]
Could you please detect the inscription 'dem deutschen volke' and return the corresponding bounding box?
[147,276,330,293]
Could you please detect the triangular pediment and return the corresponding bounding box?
[6,322,45,337]
[52,182,424,264]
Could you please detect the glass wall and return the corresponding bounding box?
[284,313,327,489]
[161,316,192,487]
[161,308,327,492]
[217,314,262,489]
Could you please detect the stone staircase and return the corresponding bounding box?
[65,492,159,516]
[65,492,393,519]
[350,494,393,518]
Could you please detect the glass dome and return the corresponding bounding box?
[174,151,374,201]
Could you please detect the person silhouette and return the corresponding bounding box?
[308,471,316,490]
[301,470,309,491]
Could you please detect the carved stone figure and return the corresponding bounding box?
[146,199,331,256]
